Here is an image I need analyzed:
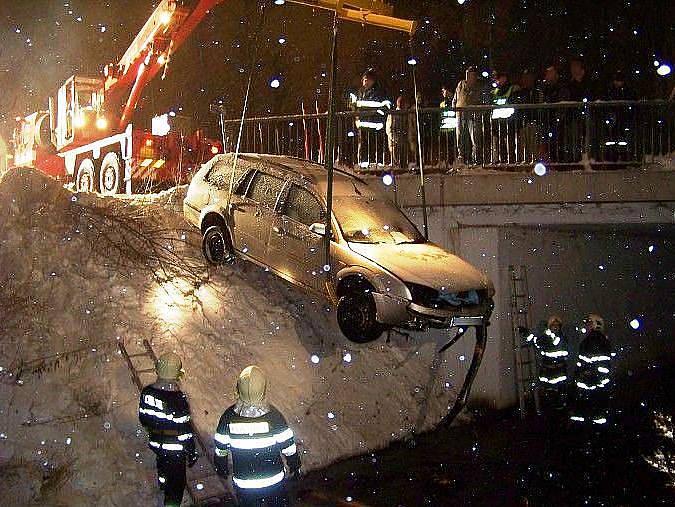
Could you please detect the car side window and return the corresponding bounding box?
[235,169,255,195]
[284,185,325,226]
[247,171,285,209]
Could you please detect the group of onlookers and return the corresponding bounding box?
[351,58,668,168]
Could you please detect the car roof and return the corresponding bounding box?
[210,153,377,197]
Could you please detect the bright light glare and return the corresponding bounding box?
[270,78,281,88]
[310,354,320,364]
[159,11,172,25]
[656,64,671,76]
[95,117,107,130]
[534,162,547,176]
[407,57,417,66]
[382,173,394,186]
[629,318,641,330]
[74,114,86,128]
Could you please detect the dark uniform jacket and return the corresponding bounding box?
[139,383,196,459]
[214,404,300,491]
[576,330,612,392]
[354,84,391,130]
[533,326,570,386]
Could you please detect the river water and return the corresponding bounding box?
[296,366,675,506]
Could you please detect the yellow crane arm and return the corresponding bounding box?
[286,0,417,34]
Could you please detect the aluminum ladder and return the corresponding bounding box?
[119,339,234,506]
[508,265,540,418]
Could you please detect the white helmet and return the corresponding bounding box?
[237,365,267,406]
[584,314,604,333]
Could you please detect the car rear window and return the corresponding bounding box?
[284,185,325,226]
[205,159,245,189]
[247,171,285,209]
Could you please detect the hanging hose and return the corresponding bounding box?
[441,324,488,426]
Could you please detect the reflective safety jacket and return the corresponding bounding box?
[533,327,569,386]
[575,330,612,392]
[491,82,518,106]
[351,84,391,131]
[214,405,300,491]
[139,383,196,459]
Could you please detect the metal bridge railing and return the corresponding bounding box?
[221,101,673,172]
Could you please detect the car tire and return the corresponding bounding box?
[202,225,235,265]
[76,158,96,193]
[99,152,123,195]
[337,290,385,343]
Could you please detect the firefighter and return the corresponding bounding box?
[139,352,198,507]
[350,68,391,168]
[214,365,300,506]
[570,314,613,426]
[533,315,570,414]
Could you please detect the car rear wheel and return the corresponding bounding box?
[337,290,386,343]
[202,225,235,265]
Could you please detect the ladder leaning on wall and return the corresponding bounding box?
[509,265,540,419]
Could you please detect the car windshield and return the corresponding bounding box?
[333,196,425,245]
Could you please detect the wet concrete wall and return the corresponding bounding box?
[402,201,674,409]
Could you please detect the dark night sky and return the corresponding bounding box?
[1,0,672,139]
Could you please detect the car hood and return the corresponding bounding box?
[349,242,494,295]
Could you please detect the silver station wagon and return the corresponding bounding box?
[184,154,494,344]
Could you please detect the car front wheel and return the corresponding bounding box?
[337,290,386,343]
[202,225,235,265]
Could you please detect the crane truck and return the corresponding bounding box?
[11,0,414,197]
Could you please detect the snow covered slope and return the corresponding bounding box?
[0,168,462,505]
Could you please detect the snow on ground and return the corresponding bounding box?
[0,168,462,505]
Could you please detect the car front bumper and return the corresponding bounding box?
[373,292,492,330]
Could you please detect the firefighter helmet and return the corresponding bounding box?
[585,314,605,333]
[156,352,183,380]
[237,365,267,405]
[547,315,563,333]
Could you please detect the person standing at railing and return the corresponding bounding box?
[513,69,542,163]
[604,70,636,163]
[439,83,458,166]
[540,64,570,163]
[568,57,596,102]
[490,70,519,164]
[452,66,484,165]
[541,64,570,103]
[567,57,598,162]
[350,68,391,170]
[386,95,417,169]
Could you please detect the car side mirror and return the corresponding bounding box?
[309,223,327,236]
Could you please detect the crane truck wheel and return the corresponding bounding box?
[99,152,123,195]
[75,159,97,193]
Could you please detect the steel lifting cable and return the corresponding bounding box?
[225,1,267,211]
[409,38,429,240]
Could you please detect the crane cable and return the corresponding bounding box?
[225,1,267,212]
[409,38,429,240]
